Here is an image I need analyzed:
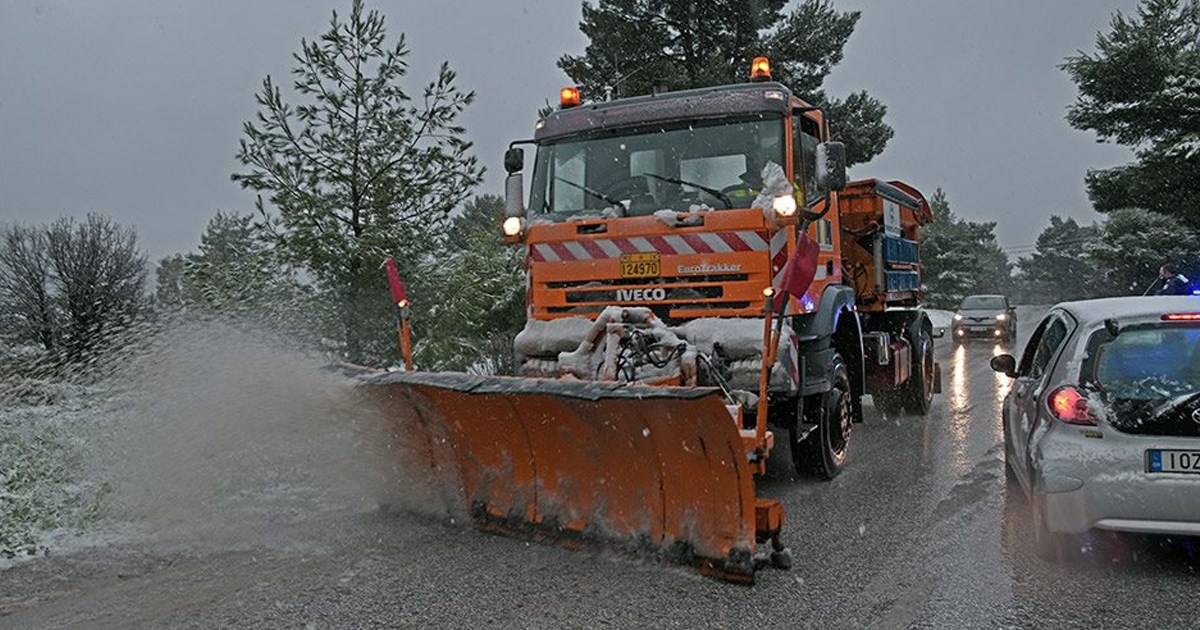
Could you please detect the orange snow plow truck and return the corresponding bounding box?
[362,58,938,583]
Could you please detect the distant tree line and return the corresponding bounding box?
[5,0,1194,375]
[922,0,1199,307]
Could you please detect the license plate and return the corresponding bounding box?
[1148,450,1200,473]
[620,253,660,278]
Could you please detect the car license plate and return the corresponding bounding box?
[1147,449,1200,473]
[620,253,660,278]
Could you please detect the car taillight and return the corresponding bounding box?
[1048,386,1096,425]
[1162,313,1200,321]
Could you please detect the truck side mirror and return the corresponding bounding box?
[816,142,847,192]
[505,173,525,218]
[504,147,525,174]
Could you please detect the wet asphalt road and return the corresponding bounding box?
[3,306,1199,629]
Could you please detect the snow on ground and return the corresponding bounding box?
[0,318,432,569]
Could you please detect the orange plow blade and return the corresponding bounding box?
[361,372,770,582]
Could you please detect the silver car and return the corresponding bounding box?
[953,294,1017,343]
[991,296,1200,558]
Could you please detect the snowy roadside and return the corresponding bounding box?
[0,378,112,566]
[1,319,421,575]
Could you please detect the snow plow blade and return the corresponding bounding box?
[360,371,765,582]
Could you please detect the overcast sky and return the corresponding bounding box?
[1,0,1138,261]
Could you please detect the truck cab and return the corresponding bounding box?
[501,59,938,478]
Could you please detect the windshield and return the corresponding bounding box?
[529,115,785,218]
[959,296,1006,310]
[1092,325,1200,401]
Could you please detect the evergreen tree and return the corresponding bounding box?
[418,195,525,373]
[558,0,892,166]
[153,254,191,310]
[1062,0,1200,226]
[919,189,1012,307]
[1090,209,1200,295]
[232,0,483,363]
[1015,216,1104,303]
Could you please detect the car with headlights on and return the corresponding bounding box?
[991,296,1200,558]
[953,294,1016,343]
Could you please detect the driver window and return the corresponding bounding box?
[1028,318,1068,380]
[793,114,820,203]
[1017,316,1050,376]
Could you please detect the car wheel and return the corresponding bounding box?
[1004,452,1021,488]
[1032,491,1075,561]
[799,353,852,480]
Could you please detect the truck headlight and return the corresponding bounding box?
[502,216,524,237]
[772,194,797,218]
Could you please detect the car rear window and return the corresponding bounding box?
[1092,325,1200,401]
[960,296,1005,310]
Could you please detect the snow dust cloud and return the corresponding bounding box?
[83,318,447,549]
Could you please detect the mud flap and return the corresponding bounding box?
[360,371,761,582]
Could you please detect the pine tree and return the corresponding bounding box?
[418,195,525,373]
[919,189,1012,307]
[1090,209,1200,295]
[1062,0,1200,226]
[1015,217,1104,303]
[232,0,483,363]
[558,0,893,166]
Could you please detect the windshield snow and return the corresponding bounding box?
[1093,325,1200,401]
[529,115,784,217]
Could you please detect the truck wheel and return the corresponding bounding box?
[798,353,852,480]
[902,328,934,415]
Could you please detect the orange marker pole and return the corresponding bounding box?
[399,309,413,372]
[384,257,415,371]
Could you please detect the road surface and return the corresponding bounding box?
[2,307,1198,629]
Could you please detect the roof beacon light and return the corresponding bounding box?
[560,86,581,108]
[750,56,772,81]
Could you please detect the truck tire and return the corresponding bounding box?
[797,353,852,480]
[901,328,934,415]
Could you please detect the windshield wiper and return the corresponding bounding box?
[553,176,624,208]
[642,172,733,209]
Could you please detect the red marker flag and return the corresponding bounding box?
[774,231,821,311]
[384,257,409,307]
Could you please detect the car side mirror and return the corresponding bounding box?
[816,142,847,192]
[504,147,524,174]
[990,354,1017,378]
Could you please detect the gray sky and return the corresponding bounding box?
[0,0,1137,262]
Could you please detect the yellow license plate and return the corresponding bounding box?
[620,253,661,278]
